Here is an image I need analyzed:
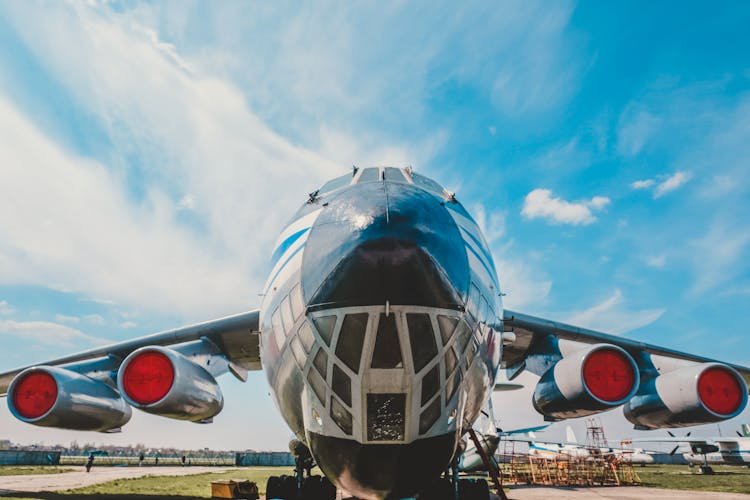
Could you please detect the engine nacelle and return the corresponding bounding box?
[624,363,748,429]
[117,346,223,422]
[533,344,639,419]
[7,366,131,432]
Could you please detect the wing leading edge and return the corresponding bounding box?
[502,309,750,388]
[0,310,260,396]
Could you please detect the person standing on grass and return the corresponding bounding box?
[139,452,144,466]
[85,454,94,473]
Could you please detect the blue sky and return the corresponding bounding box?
[0,1,749,450]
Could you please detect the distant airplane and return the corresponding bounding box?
[524,426,656,464]
[633,424,750,473]
[1,167,749,500]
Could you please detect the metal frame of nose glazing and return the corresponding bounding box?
[294,305,476,445]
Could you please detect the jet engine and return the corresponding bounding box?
[624,362,748,429]
[533,344,639,419]
[117,346,223,422]
[7,366,131,432]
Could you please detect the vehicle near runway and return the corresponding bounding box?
[1,168,749,500]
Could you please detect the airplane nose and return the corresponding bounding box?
[308,430,457,499]
[301,181,470,310]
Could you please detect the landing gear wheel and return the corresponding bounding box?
[458,478,491,499]
[474,479,490,499]
[418,477,452,500]
[265,476,281,499]
[300,475,335,500]
[265,475,297,499]
[698,465,715,475]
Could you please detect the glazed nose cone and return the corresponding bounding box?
[302,181,469,310]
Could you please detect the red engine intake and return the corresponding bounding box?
[121,350,175,406]
[624,362,748,429]
[117,346,223,422]
[12,370,58,420]
[7,366,131,432]
[582,347,637,403]
[698,366,745,416]
[533,344,639,419]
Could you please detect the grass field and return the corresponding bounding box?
[636,464,750,494]
[1,464,749,498]
[0,467,73,477]
[0,467,302,499]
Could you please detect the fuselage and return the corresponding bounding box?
[684,438,750,465]
[258,167,503,499]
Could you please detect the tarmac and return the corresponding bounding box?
[0,466,230,493]
[0,467,748,498]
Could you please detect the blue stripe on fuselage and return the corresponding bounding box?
[445,203,497,272]
[265,243,306,294]
[461,226,497,274]
[465,239,499,289]
[271,227,310,265]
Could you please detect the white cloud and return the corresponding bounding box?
[83,314,106,326]
[176,194,195,211]
[645,254,667,268]
[0,320,102,347]
[617,109,661,156]
[0,3,354,320]
[120,321,138,329]
[316,126,444,170]
[496,258,552,309]
[54,314,80,324]
[0,300,13,316]
[472,204,506,243]
[630,179,655,190]
[521,189,610,225]
[589,196,610,209]
[152,2,580,133]
[690,220,750,294]
[629,171,692,198]
[654,171,692,198]
[563,289,665,334]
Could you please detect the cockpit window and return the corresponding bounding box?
[407,313,438,373]
[335,313,368,373]
[313,347,328,379]
[421,364,439,405]
[332,364,352,406]
[383,167,407,182]
[331,396,353,435]
[411,173,445,194]
[371,313,403,369]
[357,167,380,183]
[437,315,458,346]
[319,174,353,194]
[312,316,336,346]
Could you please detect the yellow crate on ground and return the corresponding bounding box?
[210,479,259,499]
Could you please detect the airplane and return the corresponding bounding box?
[524,426,656,464]
[633,424,750,473]
[1,166,749,500]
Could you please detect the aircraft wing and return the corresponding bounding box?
[502,309,750,386]
[0,310,260,396]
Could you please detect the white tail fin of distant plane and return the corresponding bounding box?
[566,426,577,444]
[742,424,750,437]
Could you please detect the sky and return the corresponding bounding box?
[0,1,749,451]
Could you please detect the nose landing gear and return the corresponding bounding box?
[265,440,336,500]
